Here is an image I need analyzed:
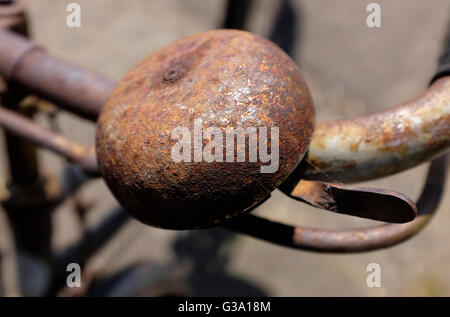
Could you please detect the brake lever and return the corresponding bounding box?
[280,179,417,223]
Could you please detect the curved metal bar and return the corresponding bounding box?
[297,77,450,183]
[0,105,99,174]
[279,179,418,223]
[225,154,447,253]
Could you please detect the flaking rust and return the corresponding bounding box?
[96,30,315,229]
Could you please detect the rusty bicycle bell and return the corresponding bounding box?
[96,30,315,229]
[96,29,417,230]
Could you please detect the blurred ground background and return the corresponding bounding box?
[1,0,450,296]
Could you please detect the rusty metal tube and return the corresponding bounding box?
[298,76,450,183]
[0,105,98,174]
[0,28,115,121]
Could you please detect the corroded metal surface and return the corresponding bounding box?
[96,29,315,229]
[297,76,450,183]
[282,179,417,223]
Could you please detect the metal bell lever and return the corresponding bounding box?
[280,180,417,223]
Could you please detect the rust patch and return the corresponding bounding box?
[349,142,359,152]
